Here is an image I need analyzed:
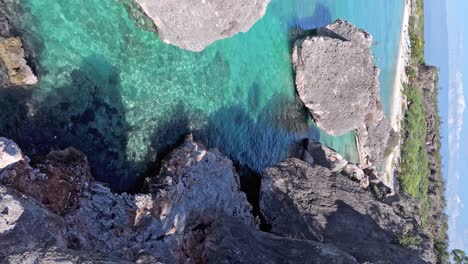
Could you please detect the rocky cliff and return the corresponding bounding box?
[260,158,435,263]
[1,136,436,263]
[133,0,270,52]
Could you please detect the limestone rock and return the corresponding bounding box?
[1,148,92,214]
[356,117,395,169]
[0,186,66,257]
[203,217,359,264]
[292,19,382,136]
[343,163,369,189]
[64,136,254,263]
[133,0,270,51]
[0,137,22,170]
[0,37,37,86]
[260,158,434,263]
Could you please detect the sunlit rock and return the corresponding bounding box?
[133,0,270,51]
[0,137,23,170]
[0,37,37,86]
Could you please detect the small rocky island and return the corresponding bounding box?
[292,19,395,172]
[0,0,447,263]
[133,0,271,51]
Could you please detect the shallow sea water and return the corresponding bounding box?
[8,0,404,189]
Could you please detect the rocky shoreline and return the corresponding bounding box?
[1,135,435,263]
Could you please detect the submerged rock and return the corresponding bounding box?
[0,37,37,86]
[260,158,435,263]
[292,19,382,136]
[203,217,358,264]
[133,0,270,51]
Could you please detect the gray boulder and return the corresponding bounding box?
[203,217,359,264]
[133,0,270,51]
[0,186,66,257]
[292,19,382,136]
[0,137,22,170]
[260,158,434,263]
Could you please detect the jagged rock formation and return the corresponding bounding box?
[1,148,91,214]
[203,217,358,264]
[260,158,435,263]
[133,0,270,51]
[0,137,255,263]
[1,136,437,263]
[292,19,395,170]
[64,137,254,263]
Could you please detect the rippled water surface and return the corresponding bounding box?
[5,0,404,189]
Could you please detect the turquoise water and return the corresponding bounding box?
[8,0,404,189]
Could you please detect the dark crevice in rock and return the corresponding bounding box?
[135,132,190,194]
[236,164,271,232]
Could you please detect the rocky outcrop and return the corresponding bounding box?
[297,139,369,188]
[260,158,435,263]
[0,37,37,86]
[292,20,395,170]
[0,186,66,257]
[0,137,22,170]
[356,117,394,168]
[203,217,358,264]
[1,148,91,214]
[133,0,270,51]
[1,136,254,262]
[292,19,382,136]
[65,136,254,263]
[1,136,437,263]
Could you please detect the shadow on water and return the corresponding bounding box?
[1,64,321,192]
[196,89,313,173]
[0,55,133,191]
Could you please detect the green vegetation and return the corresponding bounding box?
[399,0,449,262]
[394,233,421,247]
[452,249,468,264]
[400,85,430,200]
[407,66,418,81]
[409,0,425,65]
